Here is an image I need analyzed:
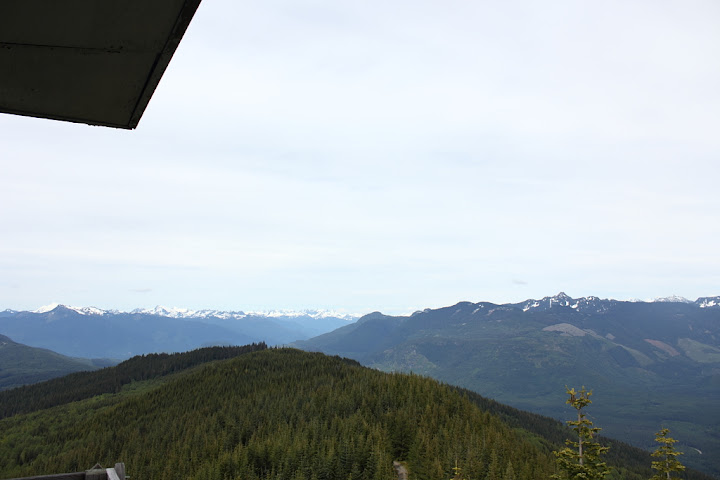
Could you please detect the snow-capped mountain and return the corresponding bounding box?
[128,306,359,322]
[33,303,117,316]
[698,296,720,308]
[513,292,617,314]
[29,303,359,322]
[512,292,716,313]
[652,295,693,303]
[1,304,359,359]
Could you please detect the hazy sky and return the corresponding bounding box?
[2,0,719,315]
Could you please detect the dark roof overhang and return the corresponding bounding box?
[0,0,202,129]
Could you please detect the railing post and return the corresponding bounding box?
[84,464,107,480]
[113,464,125,480]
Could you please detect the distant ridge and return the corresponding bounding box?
[0,305,357,359]
[509,292,719,313]
[0,334,105,390]
[29,303,360,322]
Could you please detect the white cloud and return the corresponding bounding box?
[2,0,719,313]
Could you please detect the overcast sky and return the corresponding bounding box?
[2,0,719,315]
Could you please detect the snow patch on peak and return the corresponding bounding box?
[523,301,540,312]
[697,297,720,308]
[26,304,361,322]
[543,292,573,306]
[33,304,115,315]
[653,295,692,303]
[132,306,198,318]
[73,306,113,316]
[128,306,360,322]
[245,309,359,322]
[33,303,62,313]
[515,294,618,314]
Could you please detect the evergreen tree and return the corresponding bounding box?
[503,461,516,480]
[650,428,685,480]
[552,386,610,480]
[485,448,500,480]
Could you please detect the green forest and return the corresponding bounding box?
[0,347,713,480]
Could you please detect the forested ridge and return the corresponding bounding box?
[0,334,107,391]
[0,342,267,419]
[0,347,714,480]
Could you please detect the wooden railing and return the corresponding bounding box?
[4,463,125,480]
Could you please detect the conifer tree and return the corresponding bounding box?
[503,460,516,480]
[485,448,500,480]
[650,428,685,480]
[552,386,610,480]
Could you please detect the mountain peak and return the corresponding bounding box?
[131,305,199,318]
[32,304,112,316]
[549,292,573,303]
[697,296,720,308]
[33,303,62,314]
[514,293,618,314]
[653,295,692,303]
[517,292,575,311]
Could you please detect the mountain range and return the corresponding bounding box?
[0,304,356,359]
[294,292,720,477]
[2,294,719,476]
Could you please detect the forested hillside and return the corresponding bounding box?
[0,342,267,419]
[0,347,714,480]
[0,334,105,391]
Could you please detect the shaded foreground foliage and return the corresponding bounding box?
[0,348,715,480]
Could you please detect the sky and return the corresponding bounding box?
[2,0,719,315]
